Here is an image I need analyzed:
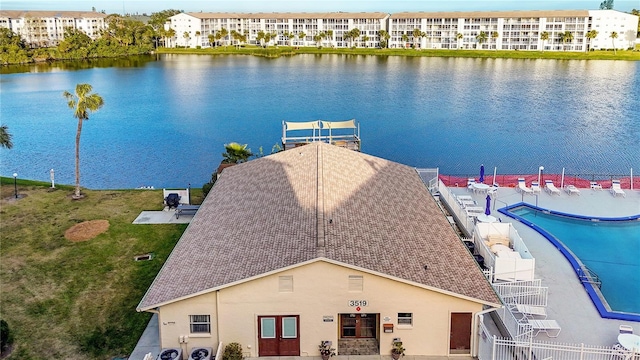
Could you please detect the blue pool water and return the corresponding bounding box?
[507,205,640,318]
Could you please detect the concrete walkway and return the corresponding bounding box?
[129,314,160,360]
[132,209,194,224]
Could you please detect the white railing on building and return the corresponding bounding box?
[437,179,476,234]
[493,283,549,308]
[416,168,439,194]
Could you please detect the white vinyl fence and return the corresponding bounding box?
[478,315,639,360]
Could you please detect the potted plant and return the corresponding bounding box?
[318,341,336,360]
[391,342,405,360]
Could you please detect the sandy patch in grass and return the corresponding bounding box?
[64,220,109,242]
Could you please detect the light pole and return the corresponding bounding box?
[13,173,18,199]
[538,166,544,185]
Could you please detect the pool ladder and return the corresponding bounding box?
[578,266,602,289]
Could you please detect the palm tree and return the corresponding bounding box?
[0,125,13,149]
[222,142,252,164]
[256,30,265,47]
[351,28,361,47]
[166,28,176,48]
[183,31,190,47]
[195,31,201,47]
[283,31,294,47]
[208,33,215,47]
[219,28,229,47]
[540,31,549,52]
[63,84,104,198]
[313,34,322,47]
[491,31,499,50]
[362,34,370,48]
[412,28,422,49]
[559,31,573,51]
[378,29,390,48]
[401,33,409,48]
[456,32,463,49]
[610,31,618,54]
[475,31,487,49]
[326,30,334,47]
[585,30,598,52]
[297,31,306,47]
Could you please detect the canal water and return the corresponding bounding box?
[1,54,638,189]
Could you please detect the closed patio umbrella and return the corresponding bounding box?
[479,164,485,183]
[485,194,491,216]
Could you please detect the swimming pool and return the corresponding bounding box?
[500,203,640,322]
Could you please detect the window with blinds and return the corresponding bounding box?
[190,315,211,333]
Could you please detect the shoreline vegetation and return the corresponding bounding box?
[2,44,640,66]
[156,44,640,61]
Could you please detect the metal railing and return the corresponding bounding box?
[578,265,602,289]
[479,333,640,360]
[493,283,549,308]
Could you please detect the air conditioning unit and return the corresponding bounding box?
[189,347,213,360]
[157,348,183,360]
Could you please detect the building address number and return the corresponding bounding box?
[348,300,368,307]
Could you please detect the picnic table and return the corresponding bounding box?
[175,204,200,219]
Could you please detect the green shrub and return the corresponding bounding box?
[223,342,244,360]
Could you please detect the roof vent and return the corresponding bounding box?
[423,265,428,270]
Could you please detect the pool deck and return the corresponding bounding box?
[447,185,639,345]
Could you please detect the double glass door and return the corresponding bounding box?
[340,314,376,338]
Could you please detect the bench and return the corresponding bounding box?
[175,205,200,219]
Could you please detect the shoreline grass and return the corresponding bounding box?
[157,45,640,61]
[0,178,199,359]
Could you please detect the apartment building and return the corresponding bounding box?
[170,12,389,48]
[170,9,637,51]
[0,10,107,47]
[388,9,638,51]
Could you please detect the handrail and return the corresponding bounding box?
[578,265,602,288]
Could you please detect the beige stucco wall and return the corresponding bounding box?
[156,260,486,356]
[158,291,219,353]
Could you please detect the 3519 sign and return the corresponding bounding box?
[348,300,368,307]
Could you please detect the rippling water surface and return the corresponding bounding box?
[1,54,638,189]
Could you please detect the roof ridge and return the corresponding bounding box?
[316,144,326,257]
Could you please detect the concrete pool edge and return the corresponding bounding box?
[498,202,640,322]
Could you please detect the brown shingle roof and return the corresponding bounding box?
[185,12,389,20]
[138,143,499,310]
[0,10,108,19]
[389,9,589,19]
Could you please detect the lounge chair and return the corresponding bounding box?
[565,185,581,196]
[619,324,634,334]
[545,180,561,196]
[487,183,499,197]
[527,319,561,337]
[590,181,603,190]
[611,180,626,198]
[531,181,542,194]
[517,178,533,195]
[515,304,547,320]
[467,178,476,192]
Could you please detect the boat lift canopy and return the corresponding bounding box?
[282,119,360,151]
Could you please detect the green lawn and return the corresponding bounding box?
[157,45,640,61]
[0,178,201,359]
